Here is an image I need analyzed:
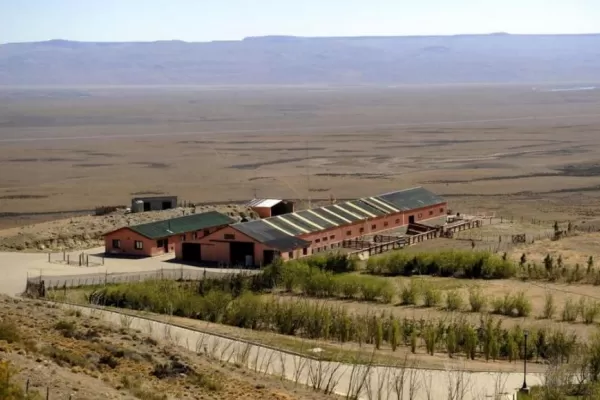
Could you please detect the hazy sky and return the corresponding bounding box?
[1,0,599,43]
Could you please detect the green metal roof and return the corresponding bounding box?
[127,211,235,239]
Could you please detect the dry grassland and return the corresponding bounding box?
[0,295,340,400]
[1,85,600,229]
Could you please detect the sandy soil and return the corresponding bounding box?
[1,85,600,227]
[0,295,340,400]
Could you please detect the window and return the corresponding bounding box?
[371,224,376,230]
[315,238,321,243]
[329,235,335,240]
[288,251,293,259]
[302,248,308,256]
[384,222,389,227]
[346,230,352,236]
[440,207,444,213]
[181,234,186,241]
[224,233,235,240]
[429,210,433,216]
[156,239,163,248]
[134,241,143,250]
[323,237,328,241]
[359,228,364,233]
[395,219,400,224]
[112,239,120,249]
[203,229,210,236]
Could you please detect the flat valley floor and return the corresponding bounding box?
[2,84,600,228]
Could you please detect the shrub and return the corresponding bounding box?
[445,290,464,311]
[513,292,532,317]
[0,320,21,343]
[468,287,486,312]
[542,292,555,320]
[423,286,442,308]
[562,298,579,322]
[400,281,421,306]
[54,320,77,338]
[336,275,361,299]
[581,299,600,325]
[365,250,516,280]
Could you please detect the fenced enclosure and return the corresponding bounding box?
[25,266,257,294]
[47,251,104,267]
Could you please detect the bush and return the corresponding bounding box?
[562,298,579,322]
[366,250,516,280]
[54,320,77,338]
[445,290,464,311]
[513,292,532,317]
[468,287,486,312]
[423,286,442,308]
[0,320,21,343]
[400,281,421,305]
[581,299,600,325]
[542,292,556,319]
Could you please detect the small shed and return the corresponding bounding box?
[246,198,295,219]
[131,196,178,213]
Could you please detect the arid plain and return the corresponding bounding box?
[1,84,600,229]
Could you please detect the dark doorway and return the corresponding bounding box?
[144,202,151,212]
[408,215,415,224]
[230,241,255,267]
[181,243,202,263]
[271,201,294,217]
[162,201,171,210]
[263,250,276,266]
[163,238,169,252]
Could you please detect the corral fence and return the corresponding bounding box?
[25,267,257,295]
[47,251,104,267]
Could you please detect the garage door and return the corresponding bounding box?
[181,243,201,263]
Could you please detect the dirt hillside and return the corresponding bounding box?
[0,205,257,252]
[0,295,339,400]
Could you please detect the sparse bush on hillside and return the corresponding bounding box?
[0,320,21,344]
[423,285,442,308]
[490,292,531,317]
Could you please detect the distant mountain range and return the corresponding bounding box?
[1,34,600,85]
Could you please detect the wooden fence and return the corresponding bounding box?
[47,251,104,267]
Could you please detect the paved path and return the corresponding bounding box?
[59,303,541,400]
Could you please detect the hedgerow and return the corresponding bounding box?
[365,250,516,279]
[87,280,581,363]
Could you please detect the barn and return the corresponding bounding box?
[175,187,447,266]
[104,211,235,257]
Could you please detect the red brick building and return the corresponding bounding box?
[175,187,447,266]
[104,211,235,257]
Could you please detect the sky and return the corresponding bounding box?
[1,0,599,43]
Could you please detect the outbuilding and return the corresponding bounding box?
[104,211,235,257]
[246,198,295,219]
[131,196,178,213]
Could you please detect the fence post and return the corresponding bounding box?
[47,253,50,263]
[46,386,49,400]
[86,255,89,267]
[63,251,65,261]
[26,378,29,393]
[67,255,70,265]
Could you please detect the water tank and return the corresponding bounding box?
[132,200,144,213]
